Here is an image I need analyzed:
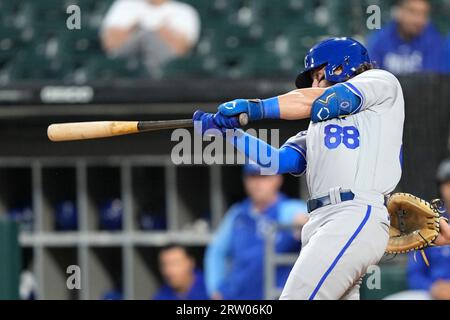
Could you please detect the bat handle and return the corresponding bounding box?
[238,113,249,126]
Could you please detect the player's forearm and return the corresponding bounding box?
[278,88,326,120]
[218,88,326,122]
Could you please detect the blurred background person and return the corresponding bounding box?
[153,244,209,300]
[447,32,450,71]
[102,286,124,300]
[407,159,450,300]
[101,0,201,77]
[385,159,450,300]
[386,159,450,300]
[367,0,447,75]
[205,164,308,300]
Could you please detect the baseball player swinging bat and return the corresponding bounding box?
[193,37,450,300]
[47,114,249,142]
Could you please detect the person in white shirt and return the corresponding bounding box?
[101,0,201,76]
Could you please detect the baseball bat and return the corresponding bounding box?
[47,113,249,142]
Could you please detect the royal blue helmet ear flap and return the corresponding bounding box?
[295,37,371,88]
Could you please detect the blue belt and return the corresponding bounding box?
[307,191,355,213]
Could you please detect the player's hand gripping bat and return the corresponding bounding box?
[47,113,249,142]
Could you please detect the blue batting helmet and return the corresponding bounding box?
[295,37,371,88]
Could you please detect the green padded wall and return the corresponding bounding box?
[0,217,21,300]
[360,262,408,300]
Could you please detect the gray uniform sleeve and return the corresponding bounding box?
[281,130,308,176]
[342,69,402,114]
[282,130,307,158]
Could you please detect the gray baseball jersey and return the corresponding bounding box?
[279,69,404,300]
[283,69,405,201]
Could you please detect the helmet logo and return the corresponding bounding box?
[333,66,344,76]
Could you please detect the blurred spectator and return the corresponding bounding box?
[407,246,450,300]
[102,288,124,300]
[367,0,447,75]
[401,159,450,300]
[101,0,200,77]
[436,159,450,206]
[447,33,450,72]
[102,277,124,300]
[205,164,308,300]
[153,244,209,300]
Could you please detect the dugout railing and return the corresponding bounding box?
[263,223,299,300]
[0,155,305,300]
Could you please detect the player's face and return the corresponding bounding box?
[311,66,333,88]
[244,175,283,205]
[159,248,195,290]
[440,180,450,210]
[397,0,430,38]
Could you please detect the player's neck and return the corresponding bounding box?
[397,28,417,42]
[174,273,195,294]
[252,194,279,213]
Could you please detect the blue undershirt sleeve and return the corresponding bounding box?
[224,129,306,175]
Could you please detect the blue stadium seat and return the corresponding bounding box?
[1,0,448,81]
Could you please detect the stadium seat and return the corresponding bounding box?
[163,55,214,78]
[1,0,448,81]
[0,27,22,59]
[19,1,67,32]
[7,52,72,82]
[58,29,102,57]
[78,55,148,82]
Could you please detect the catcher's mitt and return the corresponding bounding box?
[386,193,442,255]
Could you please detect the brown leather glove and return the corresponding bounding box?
[386,193,441,254]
